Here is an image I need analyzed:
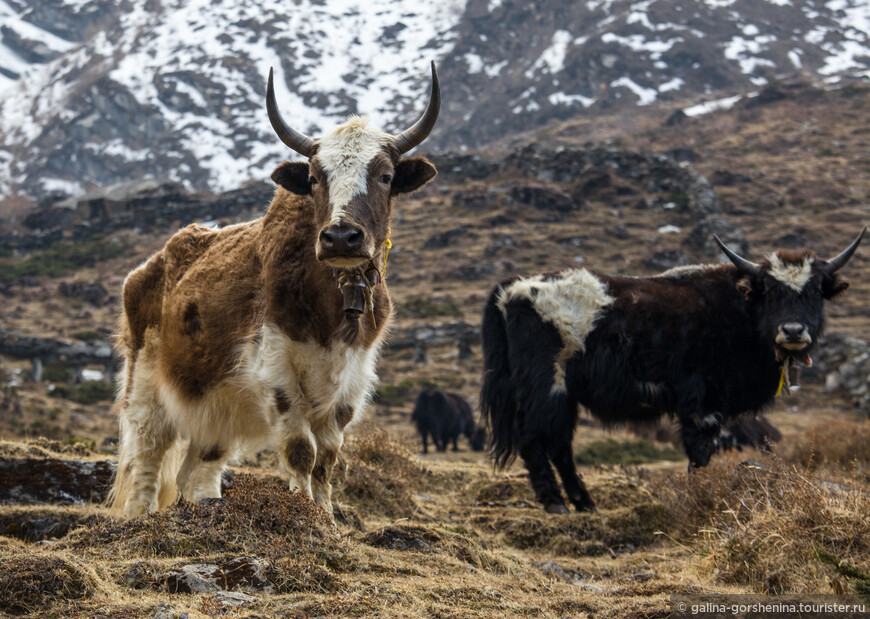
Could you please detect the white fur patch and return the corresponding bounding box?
[316,116,392,225]
[655,264,718,278]
[767,254,813,292]
[498,269,614,355]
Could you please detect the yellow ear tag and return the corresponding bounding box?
[775,366,785,397]
[382,226,392,278]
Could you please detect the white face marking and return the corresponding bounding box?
[767,254,813,293]
[498,269,614,354]
[316,115,393,225]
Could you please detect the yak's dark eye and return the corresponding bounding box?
[379,173,393,184]
[309,176,318,185]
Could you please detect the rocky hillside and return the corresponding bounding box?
[1,0,869,205]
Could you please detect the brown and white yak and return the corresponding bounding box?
[110,64,441,518]
[480,229,865,514]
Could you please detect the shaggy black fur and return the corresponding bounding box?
[412,388,486,454]
[480,245,855,514]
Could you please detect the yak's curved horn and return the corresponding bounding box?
[266,67,314,157]
[825,226,867,273]
[714,235,763,276]
[393,61,441,154]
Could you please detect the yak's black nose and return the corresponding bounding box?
[320,223,364,254]
[780,322,807,341]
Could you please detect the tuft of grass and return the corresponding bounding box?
[660,457,870,593]
[336,426,425,519]
[0,552,97,614]
[49,382,115,404]
[780,420,870,477]
[42,364,74,383]
[575,438,684,465]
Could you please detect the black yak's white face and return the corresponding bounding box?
[754,252,829,357]
[716,229,865,361]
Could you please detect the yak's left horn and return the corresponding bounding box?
[714,235,763,276]
[825,226,867,273]
[393,61,441,154]
[266,67,315,157]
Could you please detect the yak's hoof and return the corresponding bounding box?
[575,503,599,513]
[545,502,570,514]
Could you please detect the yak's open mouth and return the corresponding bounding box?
[774,344,813,366]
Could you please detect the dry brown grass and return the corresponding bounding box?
[780,418,870,476]
[0,541,101,615]
[661,455,870,594]
[335,425,426,519]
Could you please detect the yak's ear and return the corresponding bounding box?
[822,273,850,300]
[391,157,437,195]
[736,275,753,300]
[271,161,311,195]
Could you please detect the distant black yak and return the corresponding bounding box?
[412,388,486,454]
[480,229,865,513]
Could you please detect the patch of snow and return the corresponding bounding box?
[526,30,573,77]
[724,34,778,74]
[488,0,502,10]
[465,53,484,74]
[601,32,681,58]
[610,77,657,105]
[788,48,803,68]
[658,77,684,92]
[658,224,681,234]
[549,92,595,107]
[41,177,84,195]
[804,26,829,45]
[819,39,870,75]
[683,94,743,116]
[484,60,508,79]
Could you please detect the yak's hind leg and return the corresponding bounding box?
[519,437,567,513]
[506,298,574,513]
[548,421,596,512]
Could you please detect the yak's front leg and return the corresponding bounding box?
[276,402,317,500]
[311,404,354,517]
[176,442,230,504]
[680,411,722,470]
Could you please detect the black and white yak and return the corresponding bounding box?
[480,229,865,513]
[412,387,486,454]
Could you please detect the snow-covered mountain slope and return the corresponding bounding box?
[1,0,868,203]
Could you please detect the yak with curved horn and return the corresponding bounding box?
[480,228,865,514]
[110,63,441,518]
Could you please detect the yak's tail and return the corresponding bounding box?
[479,283,521,469]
